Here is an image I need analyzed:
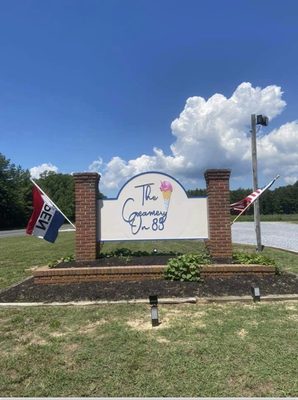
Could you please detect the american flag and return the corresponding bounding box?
[230,175,280,214]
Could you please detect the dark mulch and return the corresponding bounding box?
[0,256,297,303]
[56,255,174,268]
[0,273,297,303]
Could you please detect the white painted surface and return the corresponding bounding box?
[98,172,208,241]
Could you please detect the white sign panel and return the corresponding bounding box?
[98,172,208,241]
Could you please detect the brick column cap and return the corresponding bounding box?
[204,169,231,182]
[73,172,100,181]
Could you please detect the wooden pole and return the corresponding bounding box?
[251,114,262,252]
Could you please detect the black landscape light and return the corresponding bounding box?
[153,248,158,254]
[149,295,159,327]
[251,286,261,302]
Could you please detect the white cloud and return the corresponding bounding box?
[258,121,298,184]
[89,158,103,175]
[30,163,58,179]
[89,82,298,192]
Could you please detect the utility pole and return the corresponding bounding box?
[251,114,268,252]
[251,114,262,252]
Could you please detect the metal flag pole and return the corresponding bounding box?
[30,178,76,230]
[231,202,252,225]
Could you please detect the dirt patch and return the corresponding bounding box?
[127,319,153,331]
[78,320,108,334]
[237,328,248,338]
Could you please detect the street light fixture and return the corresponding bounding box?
[256,115,269,126]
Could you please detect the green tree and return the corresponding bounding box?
[36,171,75,222]
[187,181,298,216]
[187,188,206,197]
[0,153,31,229]
[35,171,106,222]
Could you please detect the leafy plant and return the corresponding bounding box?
[117,254,132,264]
[99,247,183,259]
[232,251,275,265]
[164,253,210,282]
[48,255,74,268]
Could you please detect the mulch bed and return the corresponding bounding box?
[54,255,175,268]
[0,255,297,303]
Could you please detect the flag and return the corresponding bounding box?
[26,186,65,243]
[230,175,279,213]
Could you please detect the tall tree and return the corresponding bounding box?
[0,153,31,229]
[36,171,75,222]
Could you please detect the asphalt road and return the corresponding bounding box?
[0,225,75,238]
[0,229,26,238]
[1,222,297,253]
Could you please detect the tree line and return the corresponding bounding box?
[0,152,297,229]
[187,183,298,215]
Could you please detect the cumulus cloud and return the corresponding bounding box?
[89,158,103,175]
[30,163,58,179]
[90,82,298,192]
[258,121,298,184]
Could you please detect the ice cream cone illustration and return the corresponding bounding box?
[160,181,173,211]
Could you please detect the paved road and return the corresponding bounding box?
[0,229,26,238]
[0,225,75,238]
[232,222,298,253]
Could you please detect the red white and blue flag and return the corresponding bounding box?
[230,175,279,213]
[26,186,65,243]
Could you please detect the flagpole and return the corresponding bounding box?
[30,178,76,230]
[231,202,252,225]
[231,174,280,225]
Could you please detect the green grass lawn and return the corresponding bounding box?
[232,213,298,223]
[0,302,297,397]
[0,233,75,290]
[0,232,297,290]
[0,232,297,396]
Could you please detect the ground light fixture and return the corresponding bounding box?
[149,295,159,327]
[251,286,261,302]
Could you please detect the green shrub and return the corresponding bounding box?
[99,248,183,258]
[164,253,210,282]
[48,255,74,268]
[232,252,275,265]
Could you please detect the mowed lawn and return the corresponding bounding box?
[0,232,75,290]
[0,233,298,396]
[0,302,297,397]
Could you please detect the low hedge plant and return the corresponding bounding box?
[164,253,211,282]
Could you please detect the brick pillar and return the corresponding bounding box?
[204,169,232,263]
[73,173,100,262]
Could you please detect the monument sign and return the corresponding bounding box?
[98,172,208,241]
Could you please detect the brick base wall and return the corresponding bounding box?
[73,173,100,262]
[33,264,276,285]
[204,169,233,263]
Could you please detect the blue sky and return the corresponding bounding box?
[1,0,298,196]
